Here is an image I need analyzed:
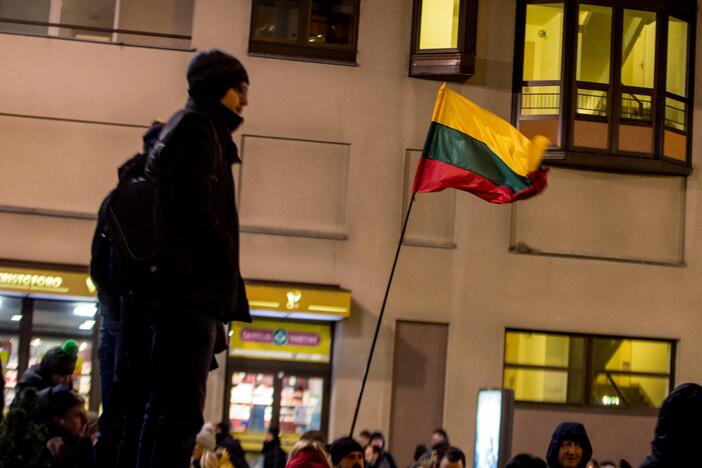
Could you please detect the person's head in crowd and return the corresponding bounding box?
[358,429,371,447]
[413,444,427,461]
[301,430,326,444]
[438,447,466,468]
[365,444,381,465]
[546,422,592,468]
[641,383,702,467]
[506,453,548,468]
[369,432,386,450]
[431,428,450,446]
[48,387,87,438]
[599,462,615,468]
[187,49,249,115]
[40,340,79,387]
[287,438,332,468]
[265,426,281,444]
[215,420,231,444]
[329,436,364,468]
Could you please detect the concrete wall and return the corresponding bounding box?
[2,0,702,466]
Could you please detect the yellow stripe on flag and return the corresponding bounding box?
[431,84,550,176]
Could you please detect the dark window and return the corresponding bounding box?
[249,0,360,64]
[0,0,194,50]
[503,329,675,410]
[512,0,696,175]
[409,0,479,81]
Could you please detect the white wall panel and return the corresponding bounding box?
[238,135,350,238]
[0,115,144,213]
[403,149,456,247]
[511,168,686,263]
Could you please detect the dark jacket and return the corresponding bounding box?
[545,422,592,468]
[153,99,250,323]
[42,426,96,468]
[262,439,287,468]
[640,383,702,468]
[217,434,249,468]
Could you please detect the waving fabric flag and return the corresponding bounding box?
[412,84,550,204]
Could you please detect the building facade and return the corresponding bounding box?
[1,0,700,466]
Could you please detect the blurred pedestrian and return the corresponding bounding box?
[329,437,364,468]
[286,438,332,468]
[370,432,398,468]
[41,386,94,468]
[215,421,249,468]
[640,382,702,467]
[262,427,286,468]
[437,447,466,468]
[507,453,548,468]
[545,422,592,468]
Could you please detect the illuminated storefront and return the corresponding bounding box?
[0,263,98,412]
[225,281,350,458]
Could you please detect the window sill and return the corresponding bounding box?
[249,40,357,66]
[409,51,475,82]
[514,400,660,417]
[544,150,692,176]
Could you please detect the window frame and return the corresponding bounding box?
[503,328,677,414]
[511,0,696,176]
[408,0,479,81]
[248,0,361,65]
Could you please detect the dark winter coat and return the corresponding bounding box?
[545,422,592,468]
[42,428,95,468]
[217,434,249,468]
[639,383,702,468]
[151,99,251,323]
[262,439,287,468]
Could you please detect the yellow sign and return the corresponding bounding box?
[246,281,351,321]
[230,319,331,363]
[0,266,95,299]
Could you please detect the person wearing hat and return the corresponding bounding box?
[13,340,78,409]
[135,48,252,468]
[329,437,364,468]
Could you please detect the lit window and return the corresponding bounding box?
[409,0,479,81]
[249,0,360,64]
[513,1,695,175]
[503,330,675,410]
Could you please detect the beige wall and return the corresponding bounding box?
[2,0,702,466]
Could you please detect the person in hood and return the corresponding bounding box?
[136,48,253,468]
[286,438,332,468]
[329,437,364,468]
[545,422,593,468]
[14,340,78,406]
[262,427,287,468]
[640,382,702,468]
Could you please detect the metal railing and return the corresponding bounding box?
[521,92,560,114]
[621,94,652,122]
[576,91,607,117]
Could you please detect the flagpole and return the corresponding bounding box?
[349,193,417,437]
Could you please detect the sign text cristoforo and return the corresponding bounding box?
[0,272,64,290]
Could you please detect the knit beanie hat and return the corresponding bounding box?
[196,422,217,451]
[329,437,363,466]
[40,340,78,376]
[187,49,249,104]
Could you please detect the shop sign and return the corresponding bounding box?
[231,319,331,363]
[0,265,96,299]
[246,282,351,321]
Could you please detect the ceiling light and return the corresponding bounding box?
[31,338,41,347]
[78,320,96,330]
[73,303,97,317]
[10,315,22,321]
[79,342,88,352]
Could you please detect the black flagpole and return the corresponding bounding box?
[349,192,418,437]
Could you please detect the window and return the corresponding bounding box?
[249,0,360,64]
[513,1,695,175]
[0,0,194,50]
[409,0,479,81]
[503,330,675,410]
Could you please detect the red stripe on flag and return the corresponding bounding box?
[412,158,548,204]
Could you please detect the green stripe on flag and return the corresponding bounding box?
[422,122,533,193]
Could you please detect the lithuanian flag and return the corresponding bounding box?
[412,84,550,204]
